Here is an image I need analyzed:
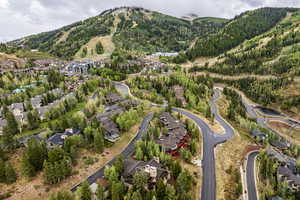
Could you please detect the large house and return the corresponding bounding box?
[66,60,94,74]
[122,158,169,185]
[155,112,188,155]
[277,165,300,190]
[47,128,81,148]
[9,103,25,122]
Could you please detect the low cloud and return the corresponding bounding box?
[0,0,299,42]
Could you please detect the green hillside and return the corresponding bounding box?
[187,7,296,60]
[8,7,226,60]
[190,9,300,76]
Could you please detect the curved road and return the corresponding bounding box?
[173,88,235,200]
[246,151,259,200]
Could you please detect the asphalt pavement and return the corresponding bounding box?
[173,88,235,200]
[246,151,259,200]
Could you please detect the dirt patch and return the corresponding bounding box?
[268,121,300,146]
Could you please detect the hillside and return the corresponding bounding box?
[187,7,297,60]
[8,7,227,60]
[190,9,300,76]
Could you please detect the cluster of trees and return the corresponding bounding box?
[0,160,17,184]
[116,108,141,131]
[211,77,290,106]
[90,68,127,81]
[223,87,246,121]
[83,126,105,153]
[187,7,291,59]
[43,148,72,184]
[96,41,104,54]
[127,73,214,117]
[135,140,162,161]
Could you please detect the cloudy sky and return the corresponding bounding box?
[0,0,299,42]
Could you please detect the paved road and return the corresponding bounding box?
[70,113,153,192]
[246,151,259,200]
[173,88,235,200]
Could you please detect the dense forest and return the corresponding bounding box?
[187,7,294,60]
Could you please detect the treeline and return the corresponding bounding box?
[223,88,246,121]
[187,7,292,60]
[210,77,291,106]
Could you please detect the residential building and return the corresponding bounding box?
[46,128,81,148]
[122,158,169,185]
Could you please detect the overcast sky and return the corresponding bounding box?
[0,0,299,42]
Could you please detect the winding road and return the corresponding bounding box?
[173,88,235,200]
[246,151,259,200]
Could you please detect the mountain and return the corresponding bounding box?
[190,8,300,76]
[187,7,298,60]
[8,7,227,60]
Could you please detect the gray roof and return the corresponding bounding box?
[278,166,300,186]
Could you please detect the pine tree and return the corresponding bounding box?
[96,184,104,200]
[5,162,17,184]
[94,130,104,153]
[2,126,15,150]
[0,159,6,182]
[78,181,91,200]
[5,110,19,135]
[21,154,35,177]
[131,191,142,200]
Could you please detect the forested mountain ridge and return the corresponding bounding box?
[187,7,297,60]
[190,8,300,76]
[7,7,227,60]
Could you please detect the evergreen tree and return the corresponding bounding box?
[77,181,91,200]
[5,110,19,135]
[5,162,17,184]
[21,154,35,177]
[27,109,40,130]
[96,42,104,54]
[96,184,104,200]
[0,159,6,182]
[94,129,104,153]
[131,191,143,200]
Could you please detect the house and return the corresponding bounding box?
[277,165,300,190]
[9,103,25,122]
[250,129,266,140]
[47,128,81,148]
[267,196,283,200]
[266,147,296,168]
[122,158,169,185]
[97,116,120,143]
[173,85,187,106]
[37,106,50,120]
[30,96,42,109]
[105,93,124,105]
[270,140,290,150]
[155,112,188,155]
[0,119,7,135]
[66,60,94,74]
